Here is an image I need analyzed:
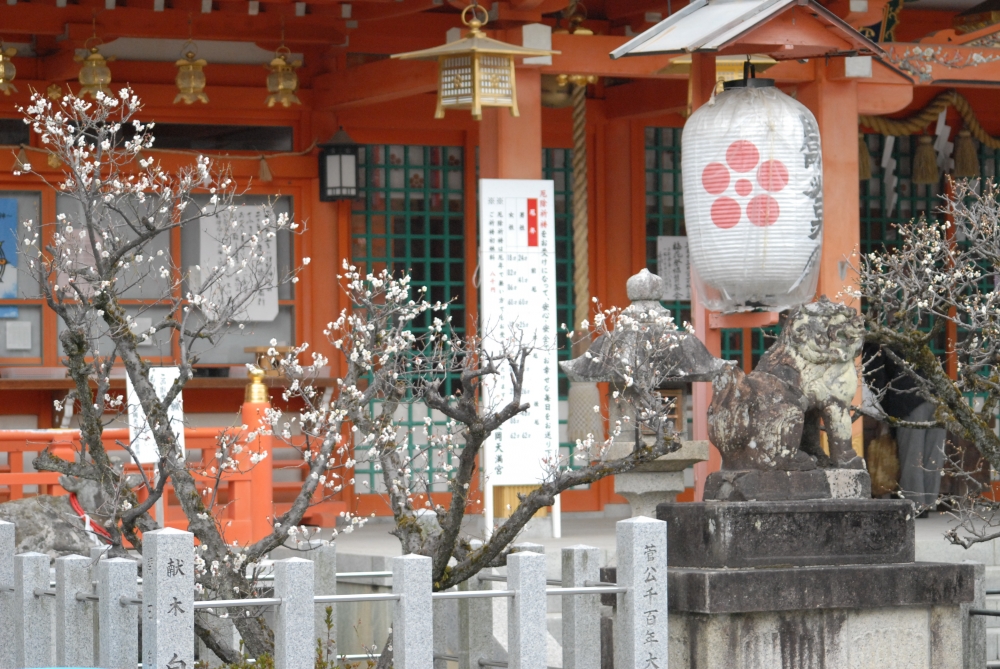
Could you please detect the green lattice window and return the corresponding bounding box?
[860,133,944,257]
[860,133,947,356]
[350,144,465,492]
[644,127,690,326]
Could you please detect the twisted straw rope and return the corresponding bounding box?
[571,83,590,330]
[860,90,1000,150]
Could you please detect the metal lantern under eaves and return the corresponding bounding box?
[681,62,823,313]
[318,128,359,201]
[265,46,301,108]
[392,5,557,120]
[175,43,208,105]
[0,46,17,96]
[76,46,114,99]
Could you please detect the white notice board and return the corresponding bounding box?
[127,367,186,464]
[656,236,690,301]
[479,179,559,487]
[199,205,279,322]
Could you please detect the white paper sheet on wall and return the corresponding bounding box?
[6,321,31,351]
[198,205,279,322]
[127,366,186,464]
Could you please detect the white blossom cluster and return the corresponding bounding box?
[856,179,999,394]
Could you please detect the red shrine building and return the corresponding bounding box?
[0,0,996,535]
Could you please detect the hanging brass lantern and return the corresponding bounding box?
[392,4,557,120]
[76,46,114,99]
[175,43,209,105]
[265,46,301,108]
[0,45,17,96]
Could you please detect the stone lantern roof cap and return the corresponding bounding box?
[559,269,725,385]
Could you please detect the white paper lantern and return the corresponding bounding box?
[681,82,822,313]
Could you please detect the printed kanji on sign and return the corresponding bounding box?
[479,179,559,487]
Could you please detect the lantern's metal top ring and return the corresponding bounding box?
[180,39,199,59]
[83,35,104,50]
[462,4,489,34]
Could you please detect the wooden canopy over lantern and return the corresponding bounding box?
[611,0,886,61]
[392,5,558,120]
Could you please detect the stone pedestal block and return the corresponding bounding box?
[657,499,914,568]
[704,468,872,501]
[642,497,982,668]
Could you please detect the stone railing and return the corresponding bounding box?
[0,517,668,669]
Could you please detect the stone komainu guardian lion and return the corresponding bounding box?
[708,297,865,471]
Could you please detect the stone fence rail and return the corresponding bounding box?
[0,517,668,669]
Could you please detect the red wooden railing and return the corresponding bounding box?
[0,420,346,544]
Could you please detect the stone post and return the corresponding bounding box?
[562,545,600,669]
[392,554,433,669]
[508,551,546,669]
[614,517,668,669]
[458,566,496,669]
[273,558,314,669]
[144,529,195,669]
[15,552,52,668]
[56,554,95,668]
[0,520,14,669]
[310,541,337,648]
[99,557,139,669]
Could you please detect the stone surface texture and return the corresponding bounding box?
[56,554,95,668]
[0,476,115,557]
[143,528,195,669]
[668,561,975,613]
[308,541,337,648]
[15,551,52,668]
[667,606,965,669]
[614,517,668,669]
[508,551,547,669]
[458,567,504,669]
[274,557,314,669]
[561,545,600,669]
[657,499,915,568]
[392,554,433,669]
[704,468,872,502]
[604,440,710,473]
[99,557,139,669]
[709,297,866,472]
[0,520,14,669]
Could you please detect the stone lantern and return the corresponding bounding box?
[560,269,720,517]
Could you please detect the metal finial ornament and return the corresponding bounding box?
[175,41,209,105]
[0,45,18,96]
[265,45,301,108]
[556,1,593,36]
[392,3,558,120]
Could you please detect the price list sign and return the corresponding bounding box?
[479,179,559,487]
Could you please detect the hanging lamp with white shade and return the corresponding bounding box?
[681,62,823,313]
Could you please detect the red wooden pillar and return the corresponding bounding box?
[480,68,543,180]
[798,62,864,457]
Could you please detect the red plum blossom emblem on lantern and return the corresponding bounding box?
[701,141,789,229]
